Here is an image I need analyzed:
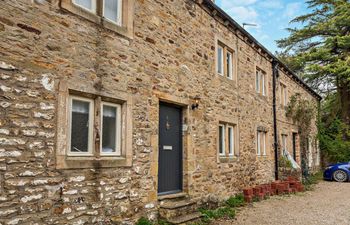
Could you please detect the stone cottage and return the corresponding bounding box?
[0,0,321,224]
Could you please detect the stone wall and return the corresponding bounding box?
[0,0,320,224]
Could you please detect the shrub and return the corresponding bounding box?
[136,217,153,225]
[225,194,245,208]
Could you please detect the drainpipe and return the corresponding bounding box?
[272,59,279,180]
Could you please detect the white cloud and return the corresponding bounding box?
[226,6,258,24]
[258,0,283,9]
[284,2,302,18]
[219,0,258,8]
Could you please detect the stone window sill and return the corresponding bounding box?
[219,156,239,163]
[56,155,132,169]
[217,74,238,87]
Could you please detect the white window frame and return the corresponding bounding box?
[217,45,224,76]
[68,96,94,156]
[226,51,233,80]
[100,102,122,156]
[228,125,234,156]
[219,124,226,156]
[102,0,123,26]
[73,0,97,13]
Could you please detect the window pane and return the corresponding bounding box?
[74,0,92,10]
[262,133,266,155]
[217,46,223,74]
[219,125,225,155]
[228,127,234,155]
[262,74,265,95]
[257,132,260,155]
[102,105,117,153]
[71,100,90,153]
[226,52,232,78]
[256,71,260,92]
[104,0,121,24]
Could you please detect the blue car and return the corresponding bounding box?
[324,162,350,182]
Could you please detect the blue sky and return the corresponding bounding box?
[215,0,309,53]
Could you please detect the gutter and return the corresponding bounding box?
[272,60,279,180]
[198,0,322,101]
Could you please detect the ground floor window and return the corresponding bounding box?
[218,123,238,157]
[68,95,122,157]
[257,131,267,156]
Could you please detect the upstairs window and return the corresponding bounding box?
[217,45,224,75]
[281,134,288,152]
[256,68,266,96]
[217,41,235,80]
[73,0,123,25]
[61,0,134,38]
[280,83,287,106]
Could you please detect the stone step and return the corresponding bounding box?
[158,192,188,201]
[168,212,203,225]
[160,199,196,209]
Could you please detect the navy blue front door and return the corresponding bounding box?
[158,103,182,195]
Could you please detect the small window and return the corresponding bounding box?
[103,0,122,25]
[281,134,288,152]
[226,51,233,79]
[280,83,287,106]
[257,131,267,156]
[101,102,122,155]
[255,71,260,93]
[262,73,266,96]
[228,126,234,156]
[219,124,225,156]
[69,96,94,156]
[217,45,224,75]
[73,0,96,12]
[217,41,236,80]
[256,68,266,96]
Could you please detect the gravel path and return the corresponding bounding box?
[215,181,350,225]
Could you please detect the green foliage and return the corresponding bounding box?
[199,207,235,223]
[225,194,245,208]
[303,172,323,191]
[277,0,350,151]
[136,218,153,225]
[319,117,350,163]
[279,156,293,169]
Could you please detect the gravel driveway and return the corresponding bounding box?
[215,181,350,225]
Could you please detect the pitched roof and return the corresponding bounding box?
[197,0,322,100]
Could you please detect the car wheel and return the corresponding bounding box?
[333,170,348,182]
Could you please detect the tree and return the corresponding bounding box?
[277,0,350,140]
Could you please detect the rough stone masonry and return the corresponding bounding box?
[0,0,320,224]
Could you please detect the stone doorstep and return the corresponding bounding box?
[167,212,203,225]
[160,199,196,209]
[158,192,188,201]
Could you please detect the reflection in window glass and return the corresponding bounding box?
[71,99,90,153]
[217,46,224,75]
[102,105,117,153]
[219,125,225,155]
[104,0,121,24]
[74,0,93,11]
